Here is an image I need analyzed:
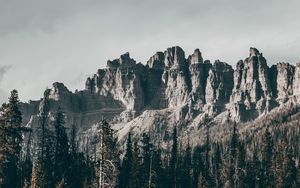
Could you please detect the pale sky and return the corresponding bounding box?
[1,0,300,103]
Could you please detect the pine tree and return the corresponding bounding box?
[204,126,210,180]
[151,145,166,188]
[236,141,246,188]
[130,141,142,188]
[273,140,285,188]
[0,103,7,186]
[213,143,222,188]
[262,128,274,187]
[21,131,33,188]
[228,122,239,188]
[43,131,55,188]
[297,162,300,187]
[53,108,70,186]
[97,120,119,188]
[31,90,55,188]
[169,125,178,188]
[81,153,96,188]
[68,123,88,188]
[282,146,297,187]
[139,133,153,188]
[192,146,205,188]
[197,173,207,188]
[178,140,192,188]
[0,90,25,187]
[204,124,215,187]
[38,90,50,160]
[119,132,133,188]
[245,146,259,188]
[30,160,44,188]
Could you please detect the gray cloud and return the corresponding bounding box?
[0,88,9,103]
[0,65,12,103]
[0,0,300,102]
[0,65,12,83]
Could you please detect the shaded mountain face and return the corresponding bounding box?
[19,46,300,148]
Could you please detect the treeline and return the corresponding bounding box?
[1,90,300,188]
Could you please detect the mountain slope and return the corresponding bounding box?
[19,46,300,149]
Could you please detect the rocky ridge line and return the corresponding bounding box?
[19,46,300,148]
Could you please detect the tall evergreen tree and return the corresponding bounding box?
[31,90,55,188]
[204,124,215,187]
[0,107,5,186]
[169,125,178,188]
[213,143,222,188]
[297,161,300,188]
[119,132,133,188]
[0,90,25,188]
[204,126,210,180]
[130,141,142,188]
[140,133,153,188]
[227,122,239,188]
[178,140,192,188]
[151,145,165,188]
[192,146,205,188]
[197,173,207,188]
[53,108,70,186]
[245,145,259,188]
[97,120,119,188]
[262,127,274,187]
[273,140,285,188]
[30,160,44,188]
[237,141,246,187]
[282,146,297,187]
[68,123,89,188]
[21,131,33,188]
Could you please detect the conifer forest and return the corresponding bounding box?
[1,90,300,188]
[2,2,300,188]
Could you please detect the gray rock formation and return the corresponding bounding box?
[205,60,233,116]
[21,82,125,132]
[270,63,295,102]
[90,52,145,115]
[162,46,191,108]
[18,46,300,148]
[229,48,275,121]
[188,50,211,110]
[293,63,300,97]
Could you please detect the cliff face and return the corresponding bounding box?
[270,63,295,101]
[188,49,211,110]
[21,82,125,132]
[229,48,274,121]
[87,52,145,115]
[19,46,300,146]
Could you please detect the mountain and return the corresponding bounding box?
[19,46,300,150]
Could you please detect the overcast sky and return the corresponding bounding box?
[1,0,300,103]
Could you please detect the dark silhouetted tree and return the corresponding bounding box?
[262,128,274,187]
[53,108,70,186]
[0,90,25,187]
[169,125,178,188]
[119,132,133,188]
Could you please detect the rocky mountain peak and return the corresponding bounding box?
[119,52,136,67]
[20,46,300,148]
[205,60,233,107]
[106,52,136,69]
[249,47,260,57]
[49,82,71,101]
[189,48,203,64]
[164,46,186,68]
[270,63,295,101]
[147,52,165,70]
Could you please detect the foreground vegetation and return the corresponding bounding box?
[1,90,300,188]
